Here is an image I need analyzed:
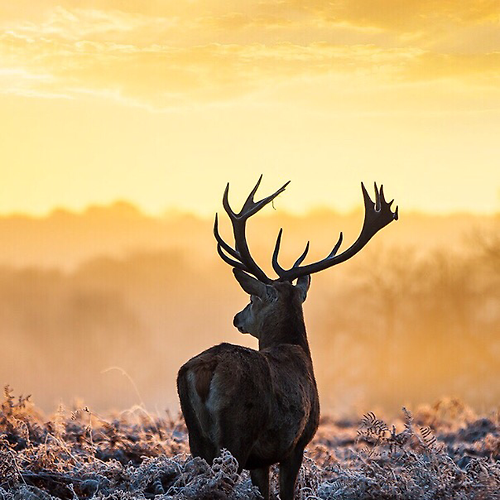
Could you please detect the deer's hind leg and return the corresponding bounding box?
[250,466,270,500]
[177,367,218,463]
[212,402,265,474]
[185,414,217,463]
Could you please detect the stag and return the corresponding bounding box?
[177,177,398,499]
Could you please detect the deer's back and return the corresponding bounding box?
[177,342,319,468]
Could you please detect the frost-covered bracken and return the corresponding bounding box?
[0,387,499,499]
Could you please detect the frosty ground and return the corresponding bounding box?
[1,388,499,499]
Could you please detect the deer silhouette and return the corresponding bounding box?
[177,177,398,499]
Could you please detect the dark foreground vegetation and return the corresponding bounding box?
[1,388,499,499]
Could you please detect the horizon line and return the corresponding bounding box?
[0,199,498,220]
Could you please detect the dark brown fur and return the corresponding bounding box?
[177,277,319,500]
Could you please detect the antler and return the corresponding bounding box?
[214,175,290,283]
[272,182,398,282]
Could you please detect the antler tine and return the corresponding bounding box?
[275,182,398,282]
[222,183,237,220]
[273,229,311,277]
[223,175,290,221]
[214,213,251,272]
[216,242,248,272]
[380,184,387,205]
[293,241,310,268]
[361,181,374,210]
[379,184,399,221]
[374,182,381,211]
[241,174,263,213]
[214,213,240,260]
[216,176,290,283]
[222,177,262,220]
[248,180,290,218]
[272,229,286,276]
[326,232,343,259]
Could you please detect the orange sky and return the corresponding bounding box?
[0,1,499,216]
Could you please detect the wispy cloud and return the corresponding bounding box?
[0,1,498,109]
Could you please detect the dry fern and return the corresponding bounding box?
[0,387,499,499]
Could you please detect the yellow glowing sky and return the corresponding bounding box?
[0,1,499,216]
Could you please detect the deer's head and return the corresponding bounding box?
[214,176,398,345]
[231,269,310,340]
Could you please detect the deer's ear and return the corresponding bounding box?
[233,269,267,298]
[295,275,311,302]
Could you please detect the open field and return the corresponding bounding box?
[1,388,499,499]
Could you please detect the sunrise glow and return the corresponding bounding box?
[0,1,499,216]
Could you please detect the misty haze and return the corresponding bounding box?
[2,201,499,415]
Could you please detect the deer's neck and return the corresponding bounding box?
[258,307,312,359]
